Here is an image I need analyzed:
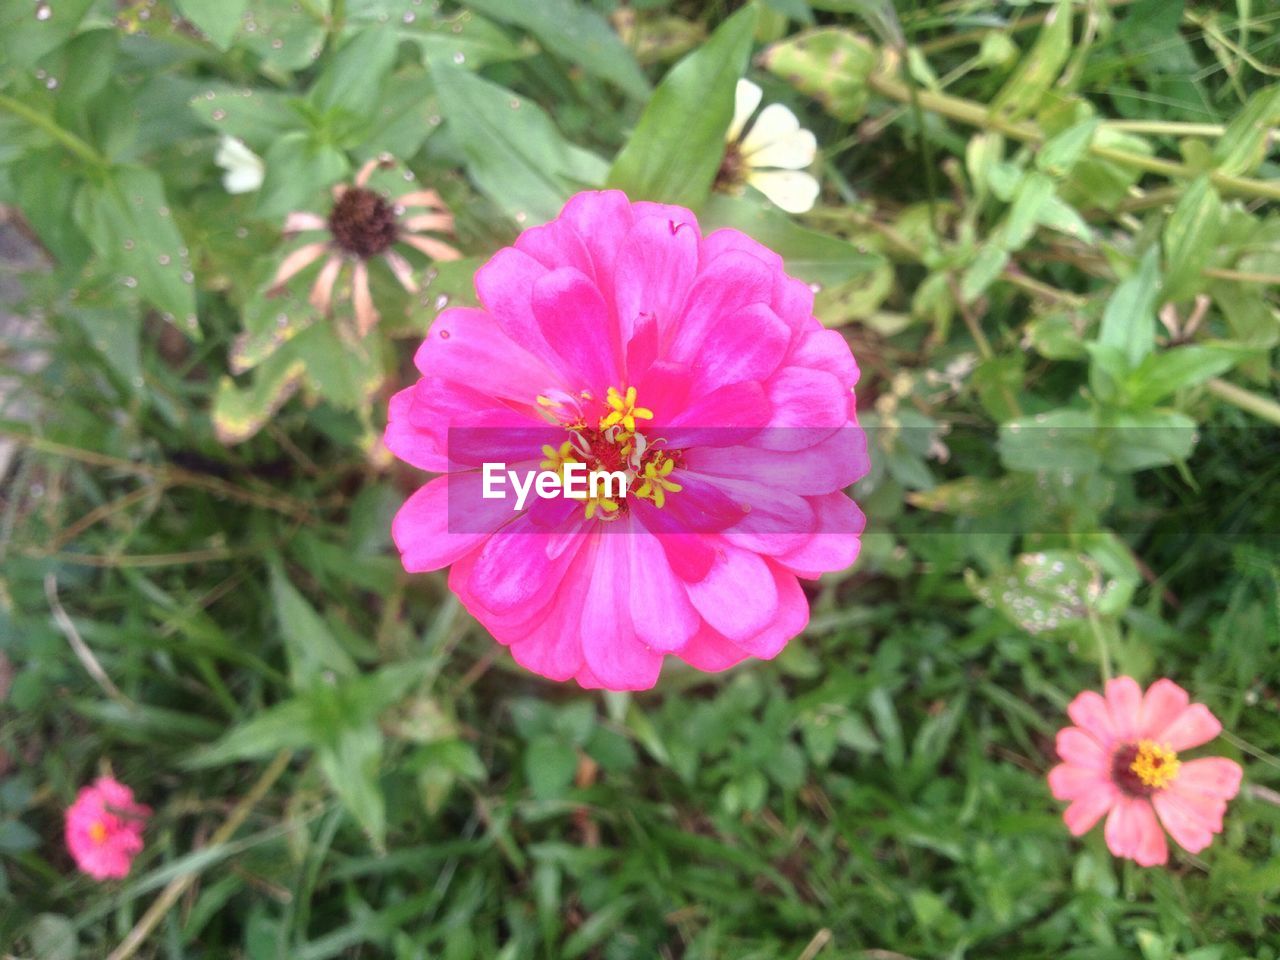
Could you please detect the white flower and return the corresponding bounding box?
[215,136,264,194]
[718,79,820,214]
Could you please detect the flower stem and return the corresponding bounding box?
[865,73,1280,203]
[1205,378,1280,428]
[0,94,105,168]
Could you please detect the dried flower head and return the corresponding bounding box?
[269,156,462,336]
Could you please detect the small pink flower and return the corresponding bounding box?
[64,776,150,880]
[386,190,868,690]
[1048,677,1242,866]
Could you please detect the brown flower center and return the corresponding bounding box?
[714,143,746,193]
[328,187,399,259]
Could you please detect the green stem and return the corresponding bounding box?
[0,93,105,167]
[865,73,1280,202]
[1205,378,1280,428]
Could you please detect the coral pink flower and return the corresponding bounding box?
[386,190,867,690]
[1049,677,1242,866]
[64,775,150,880]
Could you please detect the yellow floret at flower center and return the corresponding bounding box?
[633,451,682,509]
[89,820,107,844]
[601,386,653,433]
[1130,740,1181,790]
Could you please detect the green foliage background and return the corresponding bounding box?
[1,0,1279,956]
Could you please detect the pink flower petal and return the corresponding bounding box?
[557,190,636,305]
[391,474,511,573]
[1055,727,1109,771]
[1048,762,1109,801]
[685,546,778,643]
[1158,704,1223,752]
[1062,785,1117,836]
[1175,756,1243,799]
[1152,790,1217,854]
[1105,796,1167,865]
[413,307,565,403]
[772,492,864,578]
[693,303,788,392]
[675,624,753,672]
[1139,679,1190,741]
[667,251,775,362]
[579,532,664,690]
[1104,676,1144,741]
[531,267,622,395]
[1066,690,1116,747]
[627,526,700,652]
[614,214,698,347]
[475,246,554,360]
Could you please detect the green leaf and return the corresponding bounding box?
[991,0,1072,120]
[10,149,91,271]
[1097,246,1161,369]
[175,0,248,49]
[701,194,884,287]
[256,131,349,218]
[74,165,199,337]
[189,84,304,152]
[270,565,357,686]
[960,242,1009,302]
[998,408,1101,473]
[430,61,607,223]
[212,351,306,445]
[607,5,757,207]
[1125,345,1246,408]
[28,915,77,960]
[0,0,94,67]
[232,0,326,72]
[1096,408,1196,472]
[1162,175,1222,303]
[317,723,386,849]
[1036,118,1098,177]
[347,2,527,67]
[761,27,878,122]
[1004,171,1056,250]
[525,735,579,801]
[1212,85,1280,177]
[967,551,1099,636]
[187,698,315,767]
[309,26,401,117]
[463,0,649,99]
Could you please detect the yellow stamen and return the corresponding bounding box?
[584,497,619,520]
[539,441,576,473]
[634,453,682,509]
[1130,740,1181,790]
[89,821,107,844]
[601,386,653,433]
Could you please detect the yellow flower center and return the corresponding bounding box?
[600,386,653,433]
[89,820,108,844]
[633,451,682,509]
[1130,740,1181,790]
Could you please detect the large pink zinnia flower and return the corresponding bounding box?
[1049,677,1243,866]
[386,190,867,690]
[65,775,150,880]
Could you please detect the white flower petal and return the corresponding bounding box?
[728,78,763,143]
[214,136,264,194]
[739,103,803,157]
[746,169,820,213]
[744,127,817,171]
